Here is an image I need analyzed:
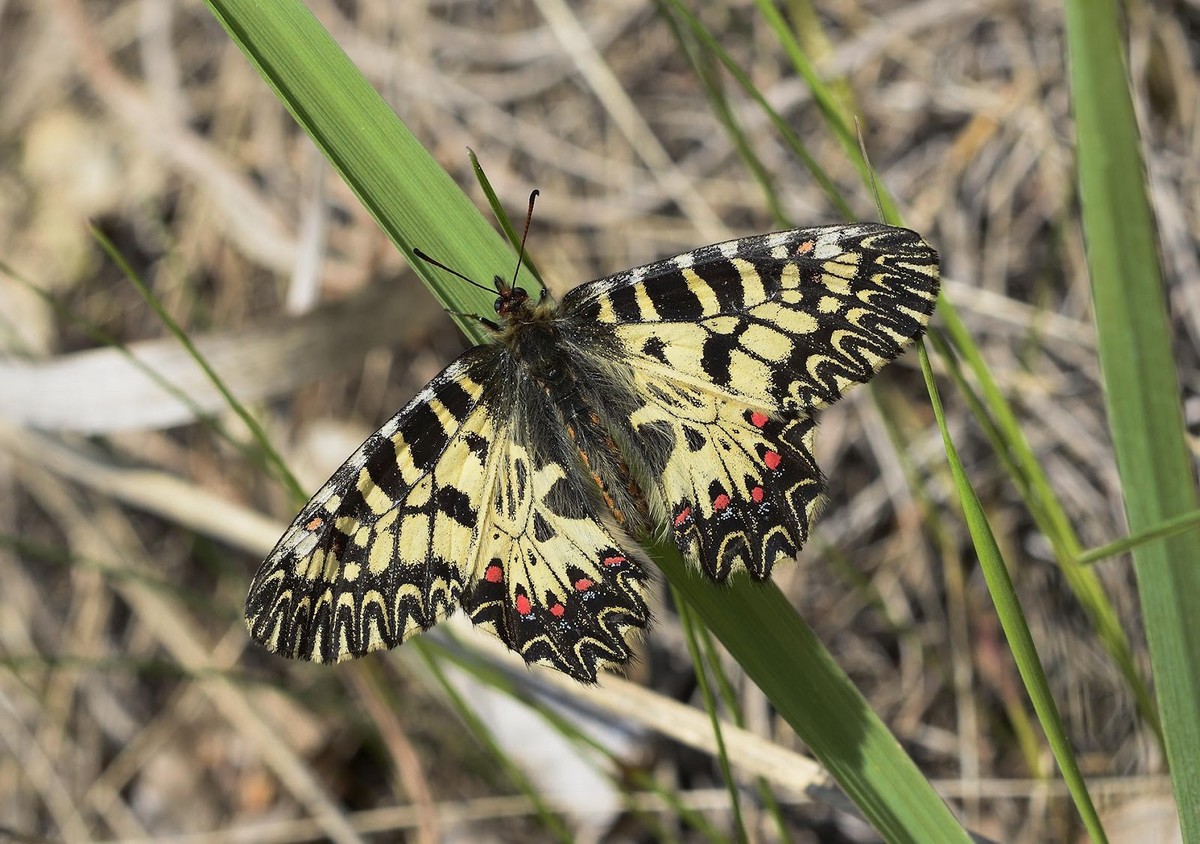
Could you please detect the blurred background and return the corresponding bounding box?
[1,0,1195,841]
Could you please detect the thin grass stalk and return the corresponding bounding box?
[919,344,1107,840]
[1063,0,1200,833]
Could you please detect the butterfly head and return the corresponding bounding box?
[493,275,530,318]
[492,274,553,326]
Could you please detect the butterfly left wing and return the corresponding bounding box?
[246,346,649,681]
[246,348,503,664]
[558,223,939,581]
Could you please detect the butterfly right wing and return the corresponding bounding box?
[245,345,649,682]
[557,224,938,582]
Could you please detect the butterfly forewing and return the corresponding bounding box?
[245,348,500,662]
[561,224,939,414]
[247,222,939,679]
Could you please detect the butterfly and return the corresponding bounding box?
[245,218,940,682]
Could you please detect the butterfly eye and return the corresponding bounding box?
[493,296,505,314]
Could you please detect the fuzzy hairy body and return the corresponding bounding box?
[246,223,940,681]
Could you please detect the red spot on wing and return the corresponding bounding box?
[574,577,593,591]
[764,450,782,470]
[515,594,532,615]
[602,555,626,567]
[305,516,324,532]
[674,506,692,527]
[713,493,731,511]
[484,564,503,583]
[750,411,769,429]
[796,240,814,255]
[751,486,765,503]
[550,603,565,618]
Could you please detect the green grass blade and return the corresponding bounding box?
[658,13,789,228]
[656,0,854,220]
[92,228,307,504]
[928,322,1163,741]
[673,6,1159,753]
[1077,511,1200,566]
[756,3,1161,744]
[750,0,901,224]
[415,650,574,842]
[919,345,1106,841]
[695,623,792,842]
[673,3,1132,825]
[652,542,969,843]
[205,0,509,340]
[467,151,546,291]
[750,0,1166,756]
[675,592,748,843]
[1064,0,1200,833]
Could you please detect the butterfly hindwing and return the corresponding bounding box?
[625,381,824,581]
[461,395,650,680]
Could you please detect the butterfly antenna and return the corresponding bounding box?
[412,247,496,295]
[511,189,540,294]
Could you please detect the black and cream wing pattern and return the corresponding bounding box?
[246,222,940,682]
